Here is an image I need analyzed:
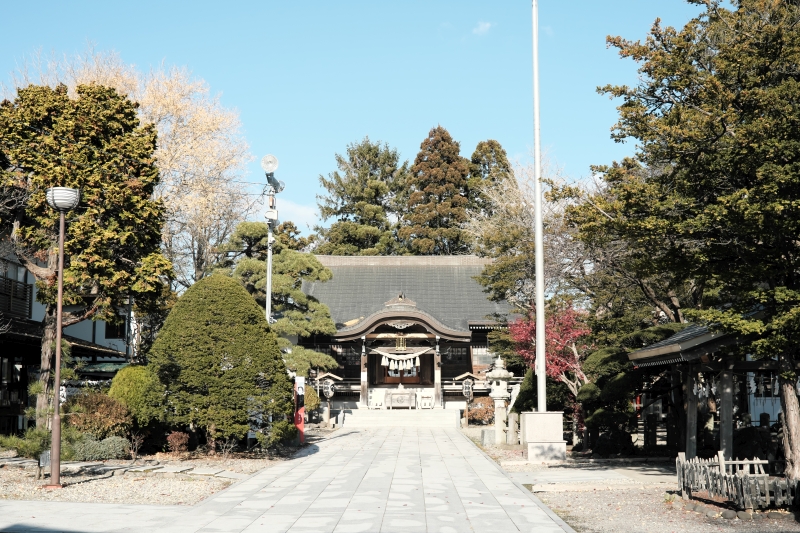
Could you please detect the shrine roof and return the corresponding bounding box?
[301,255,510,334]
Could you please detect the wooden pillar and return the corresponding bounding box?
[669,368,684,451]
[360,336,368,407]
[720,367,734,461]
[434,336,442,407]
[685,367,697,459]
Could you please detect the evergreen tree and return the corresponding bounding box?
[222,221,338,376]
[315,137,408,255]
[399,126,472,255]
[468,139,512,215]
[147,275,293,449]
[0,84,171,427]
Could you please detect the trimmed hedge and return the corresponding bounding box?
[72,436,130,461]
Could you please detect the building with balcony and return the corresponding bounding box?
[0,257,130,434]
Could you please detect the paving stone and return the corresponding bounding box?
[155,465,194,474]
[214,470,249,480]
[127,465,164,473]
[189,467,225,476]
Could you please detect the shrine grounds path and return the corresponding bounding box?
[0,427,573,533]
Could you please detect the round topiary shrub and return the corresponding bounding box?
[108,365,165,428]
[147,275,294,450]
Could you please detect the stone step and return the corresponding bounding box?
[339,409,460,428]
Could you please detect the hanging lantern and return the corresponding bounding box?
[415,356,420,367]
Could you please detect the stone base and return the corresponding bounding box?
[525,441,567,462]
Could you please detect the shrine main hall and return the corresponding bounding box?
[300,255,509,410]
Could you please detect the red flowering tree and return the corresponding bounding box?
[509,305,591,398]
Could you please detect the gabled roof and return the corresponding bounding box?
[628,323,737,367]
[302,255,510,335]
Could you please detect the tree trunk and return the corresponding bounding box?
[36,306,57,429]
[779,350,800,479]
[207,425,217,456]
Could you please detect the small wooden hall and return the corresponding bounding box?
[300,255,510,410]
[629,323,785,461]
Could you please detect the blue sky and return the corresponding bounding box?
[1,1,705,231]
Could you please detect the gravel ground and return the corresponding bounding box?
[540,486,800,533]
[0,466,232,505]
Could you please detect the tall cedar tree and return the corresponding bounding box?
[468,139,512,216]
[147,275,293,449]
[316,137,408,255]
[0,84,171,427]
[596,0,800,475]
[221,221,338,376]
[399,126,472,255]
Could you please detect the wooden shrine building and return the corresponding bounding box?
[300,255,509,409]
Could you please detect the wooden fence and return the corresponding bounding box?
[676,451,797,510]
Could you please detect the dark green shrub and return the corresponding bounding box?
[304,386,321,413]
[148,275,294,446]
[258,419,298,447]
[72,436,130,461]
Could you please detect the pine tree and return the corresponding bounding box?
[315,137,408,255]
[221,221,339,376]
[399,126,472,255]
[147,275,293,449]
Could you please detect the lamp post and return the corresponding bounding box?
[44,186,80,488]
[260,155,284,323]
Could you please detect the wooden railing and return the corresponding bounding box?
[677,451,797,510]
[0,276,32,318]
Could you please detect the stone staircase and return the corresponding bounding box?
[337,408,460,428]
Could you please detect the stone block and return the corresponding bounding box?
[481,429,495,447]
[525,441,566,462]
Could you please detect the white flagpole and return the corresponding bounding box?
[532,0,547,412]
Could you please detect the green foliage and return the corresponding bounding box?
[108,365,165,428]
[72,436,130,461]
[579,323,688,431]
[0,427,83,460]
[316,137,408,255]
[65,392,132,439]
[258,419,298,447]
[594,0,800,365]
[0,83,171,326]
[304,385,321,412]
[468,139,512,215]
[147,275,294,442]
[0,428,50,459]
[399,126,472,255]
[511,369,574,414]
[488,329,527,377]
[222,221,338,377]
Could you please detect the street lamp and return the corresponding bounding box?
[44,186,80,488]
[261,155,284,323]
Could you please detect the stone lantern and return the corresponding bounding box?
[486,355,514,445]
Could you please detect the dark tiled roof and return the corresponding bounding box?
[639,324,711,351]
[302,255,510,333]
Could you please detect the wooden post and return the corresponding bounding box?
[685,368,698,459]
[720,368,734,461]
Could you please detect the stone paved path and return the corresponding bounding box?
[0,427,573,533]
